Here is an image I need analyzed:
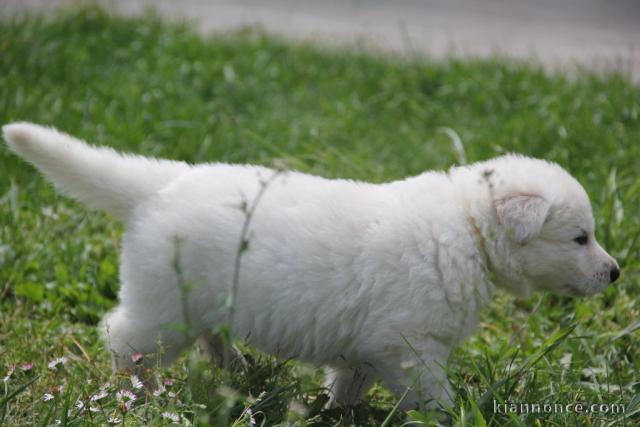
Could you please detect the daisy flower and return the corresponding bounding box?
[2,365,15,384]
[90,388,109,402]
[162,412,180,423]
[153,385,166,397]
[47,356,68,370]
[20,363,34,372]
[116,389,137,411]
[130,374,144,390]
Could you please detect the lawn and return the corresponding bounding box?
[1,5,639,426]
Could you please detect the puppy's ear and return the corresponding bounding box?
[496,195,550,244]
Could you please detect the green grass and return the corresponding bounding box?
[1,5,639,426]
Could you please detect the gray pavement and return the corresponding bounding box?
[2,0,639,82]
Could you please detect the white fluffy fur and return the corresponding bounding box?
[3,122,618,409]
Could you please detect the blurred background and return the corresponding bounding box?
[3,0,640,83]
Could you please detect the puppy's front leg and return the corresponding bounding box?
[323,366,377,408]
[378,342,453,411]
[101,305,191,371]
[381,362,452,411]
[196,329,246,368]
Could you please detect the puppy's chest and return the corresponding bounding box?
[405,239,492,340]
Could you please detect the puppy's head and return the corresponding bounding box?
[488,156,619,297]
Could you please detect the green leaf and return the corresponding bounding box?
[13,281,44,302]
[469,398,487,427]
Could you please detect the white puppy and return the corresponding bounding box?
[3,123,619,409]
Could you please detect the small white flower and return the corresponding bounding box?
[43,393,55,402]
[2,365,15,384]
[75,400,85,411]
[130,374,144,390]
[91,389,109,402]
[47,357,68,370]
[116,389,137,411]
[41,206,58,219]
[89,406,100,413]
[116,389,137,401]
[168,391,176,398]
[107,416,121,424]
[246,408,256,425]
[162,412,180,423]
[153,385,166,397]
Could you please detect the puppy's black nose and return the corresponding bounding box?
[610,268,620,283]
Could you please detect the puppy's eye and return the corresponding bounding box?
[573,234,588,245]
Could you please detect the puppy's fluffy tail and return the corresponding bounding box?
[3,122,190,220]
